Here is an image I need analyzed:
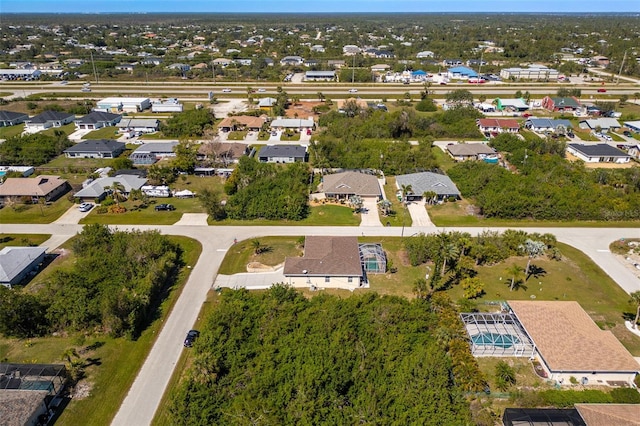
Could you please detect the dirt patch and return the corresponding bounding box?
[71,381,93,400]
[285,101,322,120]
[246,262,283,272]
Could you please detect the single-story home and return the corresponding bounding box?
[129,141,179,165]
[116,118,160,133]
[0,246,48,288]
[217,115,265,132]
[395,172,461,201]
[371,64,391,72]
[258,97,278,110]
[447,143,498,161]
[567,143,631,164]
[73,175,147,202]
[0,175,70,204]
[64,139,126,159]
[0,110,29,127]
[0,166,35,177]
[525,118,573,134]
[257,145,307,163]
[477,118,520,135]
[305,71,336,81]
[320,171,382,200]
[283,236,365,290]
[447,66,478,80]
[541,96,581,112]
[74,111,122,130]
[280,56,304,66]
[508,301,639,386]
[96,97,151,113]
[197,142,249,165]
[502,405,640,426]
[579,118,622,132]
[269,117,314,131]
[24,111,75,133]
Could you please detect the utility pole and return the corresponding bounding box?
[617,50,627,85]
[90,50,99,84]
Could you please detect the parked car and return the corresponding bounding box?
[597,88,607,93]
[567,132,575,138]
[81,87,91,92]
[184,330,200,347]
[602,134,613,141]
[78,202,93,212]
[222,88,232,93]
[623,130,632,137]
[155,203,176,211]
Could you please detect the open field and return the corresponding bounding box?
[0,233,50,249]
[213,204,360,226]
[382,176,412,227]
[83,126,121,140]
[0,235,202,426]
[0,197,73,224]
[0,123,25,139]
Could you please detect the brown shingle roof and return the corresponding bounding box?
[0,390,49,426]
[477,118,520,129]
[321,171,382,198]
[575,404,640,426]
[0,175,68,198]
[218,115,265,129]
[198,142,247,159]
[508,301,640,372]
[283,236,362,276]
[447,143,496,156]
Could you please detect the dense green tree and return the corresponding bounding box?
[0,132,73,166]
[161,109,215,138]
[0,286,50,338]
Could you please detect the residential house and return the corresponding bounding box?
[477,118,520,135]
[280,56,304,66]
[129,141,179,165]
[625,121,640,133]
[24,111,74,133]
[0,110,28,127]
[117,118,160,133]
[502,405,640,426]
[0,246,47,288]
[320,171,382,200]
[395,172,461,201]
[257,145,307,163]
[0,175,70,204]
[233,59,252,66]
[507,301,639,386]
[493,98,529,112]
[304,70,336,81]
[311,45,325,53]
[578,118,621,133]
[371,64,391,73]
[212,58,232,68]
[342,45,361,55]
[567,143,631,164]
[542,96,581,112]
[197,142,249,165]
[447,143,498,162]
[442,59,463,67]
[283,236,365,290]
[304,59,319,67]
[74,111,121,130]
[416,51,434,58]
[270,117,314,132]
[258,97,278,111]
[73,174,147,202]
[64,139,126,159]
[217,115,265,132]
[525,118,573,134]
[327,60,346,68]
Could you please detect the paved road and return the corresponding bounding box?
[2,222,639,425]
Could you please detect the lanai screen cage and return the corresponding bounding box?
[461,312,536,357]
[359,243,386,274]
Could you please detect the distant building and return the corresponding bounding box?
[500,65,559,80]
[151,99,183,113]
[74,111,121,130]
[96,97,151,113]
[0,110,29,127]
[64,139,126,159]
[304,70,336,81]
[0,69,41,80]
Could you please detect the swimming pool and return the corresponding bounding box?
[471,332,520,349]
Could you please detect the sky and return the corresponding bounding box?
[2,0,639,14]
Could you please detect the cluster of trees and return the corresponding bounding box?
[405,230,558,295]
[169,286,477,425]
[448,134,640,220]
[222,157,310,220]
[0,131,73,166]
[0,225,182,339]
[161,109,215,138]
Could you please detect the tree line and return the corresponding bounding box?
[0,131,73,166]
[0,225,183,339]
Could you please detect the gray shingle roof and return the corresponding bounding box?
[75,111,121,125]
[568,143,630,158]
[74,175,147,199]
[321,171,382,198]
[395,172,461,197]
[0,110,28,122]
[258,145,306,158]
[27,111,74,124]
[284,236,363,276]
[0,246,47,284]
[64,139,125,154]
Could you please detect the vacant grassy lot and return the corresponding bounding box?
[83,126,121,140]
[218,236,302,275]
[0,197,73,224]
[0,234,50,249]
[44,154,112,171]
[0,123,25,139]
[382,176,412,227]
[213,204,360,226]
[40,123,76,137]
[0,235,202,426]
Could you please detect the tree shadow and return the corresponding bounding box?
[507,279,528,292]
[527,264,547,281]
[84,357,102,367]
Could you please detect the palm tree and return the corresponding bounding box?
[105,181,126,206]
[440,242,460,277]
[400,184,413,202]
[519,239,546,276]
[413,278,427,299]
[378,199,392,216]
[317,92,325,102]
[630,291,640,330]
[348,195,363,212]
[251,239,262,255]
[422,191,437,205]
[505,265,523,291]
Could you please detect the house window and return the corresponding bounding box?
[324,277,330,283]
[348,277,353,283]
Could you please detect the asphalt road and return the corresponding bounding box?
[3,222,639,425]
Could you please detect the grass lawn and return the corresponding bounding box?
[382,176,413,227]
[40,123,76,137]
[0,197,73,224]
[138,132,169,140]
[83,126,121,140]
[0,123,25,139]
[44,154,112,171]
[0,234,50,249]
[432,146,456,172]
[280,132,301,141]
[212,204,360,226]
[0,236,202,426]
[227,130,247,140]
[428,198,640,228]
[218,236,302,275]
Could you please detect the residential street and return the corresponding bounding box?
[2,221,639,425]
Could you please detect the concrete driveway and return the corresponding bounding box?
[360,197,382,227]
[214,268,287,290]
[406,200,433,227]
[53,204,92,225]
[174,213,208,226]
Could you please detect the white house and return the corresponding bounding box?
[567,143,631,164]
[24,111,75,133]
[96,97,151,113]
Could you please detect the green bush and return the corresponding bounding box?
[610,387,640,404]
[539,389,612,407]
